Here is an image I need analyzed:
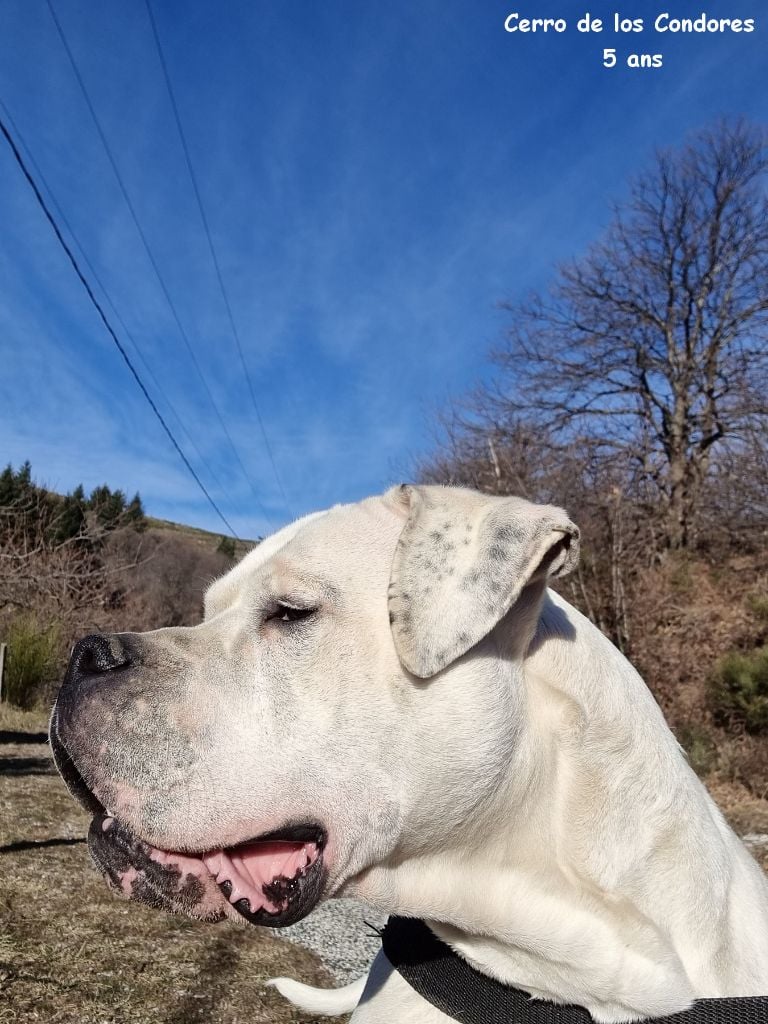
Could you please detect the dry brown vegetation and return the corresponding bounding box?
[0,705,345,1024]
[615,553,768,811]
[0,500,250,708]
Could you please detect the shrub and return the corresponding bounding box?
[709,647,768,734]
[676,723,718,777]
[216,535,236,559]
[714,733,768,801]
[747,594,768,622]
[1,615,63,709]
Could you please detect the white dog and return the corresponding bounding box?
[51,485,768,1023]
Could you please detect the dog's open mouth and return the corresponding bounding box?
[51,720,327,927]
[89,813,326,927]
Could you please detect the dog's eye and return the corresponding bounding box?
[269,603,316,625]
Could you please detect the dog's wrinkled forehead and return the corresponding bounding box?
[203,497,404,618]
[204,510,328,617]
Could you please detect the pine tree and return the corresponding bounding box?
[0,464,15,506]
[217,535,236,559]
[124,492,147,531]
[50,485,87,544]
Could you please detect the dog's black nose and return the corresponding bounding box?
[69,634,132,678]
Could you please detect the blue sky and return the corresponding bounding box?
[0,1,764,538]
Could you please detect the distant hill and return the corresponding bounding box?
[145,516,257,560]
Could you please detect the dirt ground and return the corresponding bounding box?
[0,705,345,1024]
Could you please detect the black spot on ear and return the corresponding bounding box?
[487,545,508,563]
[460,570,482,590]
[457,631,470,646]
[389,611,395,624]
[495,523,524,545]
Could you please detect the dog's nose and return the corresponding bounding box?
[69,634,132,678]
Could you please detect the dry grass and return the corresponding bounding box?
[0,706,344,1024]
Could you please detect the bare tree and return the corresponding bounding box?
[0,494,132,627]
[486,119,768,549]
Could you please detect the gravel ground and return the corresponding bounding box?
[281,899,388,983]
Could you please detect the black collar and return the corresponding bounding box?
[381,916,768,1023]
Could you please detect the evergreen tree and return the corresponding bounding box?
[217,535,236,559]
[105,489,127,528]
[124,492,147,531]
[16,461,32,490]
[0,464,15,506]
[50,485,86,544]
[88,485,112,526]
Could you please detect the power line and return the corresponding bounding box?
[0,110,239,540]
[45,0,275,529]
[0,98,243,529]
[143,0,292,518]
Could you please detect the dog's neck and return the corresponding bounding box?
[355,590,768,1023]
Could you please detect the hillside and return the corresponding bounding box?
[145,515,257,560]
[0,462,260,709]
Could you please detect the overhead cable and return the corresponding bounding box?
[0,98,242,528]
[144,0,292,518]
[0,110,239,539]
[45,0,274,529]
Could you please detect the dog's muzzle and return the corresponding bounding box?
[51,633,327,928]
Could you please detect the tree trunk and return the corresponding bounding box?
[667,451,689,549]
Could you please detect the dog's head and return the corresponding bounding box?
[51,485,578,928]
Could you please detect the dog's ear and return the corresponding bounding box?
[387,485,579,678]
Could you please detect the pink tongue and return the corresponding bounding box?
[202,841,315,914]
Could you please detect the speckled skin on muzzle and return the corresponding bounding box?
[53,631,221,844]
[51,625,333,927]
[87,813,226,921]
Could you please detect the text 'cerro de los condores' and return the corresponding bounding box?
[503,11,757,69]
